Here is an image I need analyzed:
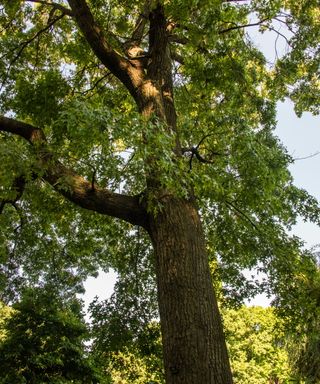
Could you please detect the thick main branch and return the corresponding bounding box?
[0,116,147,228]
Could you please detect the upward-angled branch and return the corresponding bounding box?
[148,5,178,138]
[0,116,148,228]
[1,13,64,80]
[219,18,269,34]
[124,1,150,59]
[67,0,145,102]
[127,0,151,46]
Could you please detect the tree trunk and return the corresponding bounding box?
[63,3,234,382]
[149,197,233,384]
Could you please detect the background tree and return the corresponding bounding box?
[0,0,319,383]
[89,302,302,383]
[0,301,13,343]
[276,256,320,384]
[89,233,163,382]
[223,306,294,384]
[0,286,100,383]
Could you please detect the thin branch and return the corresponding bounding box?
[12,13,64,64]
[268,26,292,47]
[12,202,25,233]
[1,13,64,90]
[194,150,214,164]
[25,0,73,16]
[0,201,5,215]
[71,62,102,94]
[168,34,189,45]
[219,18,269,34]
[195,134,214,150]
[118,151,136,177]
[225,200,260,232]
[293,151,320,161]
[274,26,280,60]
[0,14,17,34]
[78,72,112,96]
[171,50,185,65]
[274,16,296,34]
[182,133,228,170]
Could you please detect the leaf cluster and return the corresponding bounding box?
[0,286,100,383]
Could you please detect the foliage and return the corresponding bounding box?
[0,0,319,381]
[0,287,100,384]
[223,306,295,384]
[89,231,164,383]
[106,345,163,384]
[0,301,14,343]
[0,0,319,317]
[279,260,320,383]
[91,303,302,384]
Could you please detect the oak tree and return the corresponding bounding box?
[0,0,319,383]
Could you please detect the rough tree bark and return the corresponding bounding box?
[149,198,233,383]
[0,1,234,383]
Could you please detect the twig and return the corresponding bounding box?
[11,13,65,65]
[225,200,260,231]
[79,72,112,95]
[268,26,292,47]
[182,133,226,170]
[1,13,64,90]
[274,16,296,35]
[195,133,214,150]
[293,151,320,161]
[219,18,269,34]
[12,202,25,233]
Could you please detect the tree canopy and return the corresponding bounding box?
[0,0,319,383]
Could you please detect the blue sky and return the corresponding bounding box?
[276,101,320,248]
[247,18,320,248]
